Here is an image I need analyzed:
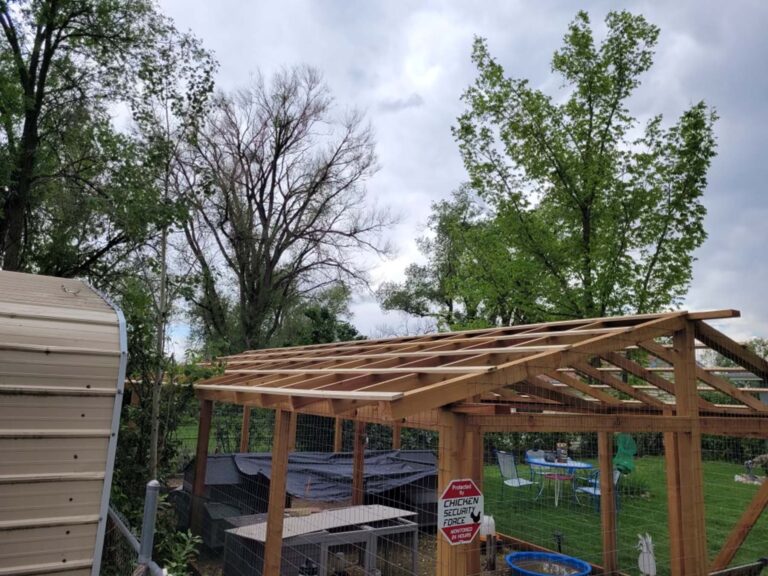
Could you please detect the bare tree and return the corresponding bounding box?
[179,66,392,353]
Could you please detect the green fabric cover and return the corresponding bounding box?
[613,433,637,474]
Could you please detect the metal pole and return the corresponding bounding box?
[138,480,161,566]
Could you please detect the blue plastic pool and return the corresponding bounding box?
[505,552,592,576]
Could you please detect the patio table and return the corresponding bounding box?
[526,457,593,507]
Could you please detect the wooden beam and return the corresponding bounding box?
[544,369,623,406]
[700,416,768,438]
[598,432,618,574]
[239,406,251,452]
[436,410,471,576]
[392,422,401,449]
[333,418,343,452]
[352,420,365,505]
[287,413,298,452]
[221,345,567,364]
[602,351,720,413]
[263,409,292,576]
[673,322,708,575]
[664,425,684,576]
[572,361,668,409]
[687,309,740,320]
[196,383,405,401]
[191,399,212,534]
[695,321,768,383]
[465,423,483,575]
[710,478,768,571]
[470,413,693,433]
[640,340,768,412]
[511,376,604,412]
[388,314,686,419]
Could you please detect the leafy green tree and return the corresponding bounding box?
[0,0,200,275]
[434,11,717,322]
[273,285,365,347]
[380,186,544,329]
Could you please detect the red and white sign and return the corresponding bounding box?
[438,478,484,545]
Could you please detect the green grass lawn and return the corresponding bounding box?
[484,456,768,575]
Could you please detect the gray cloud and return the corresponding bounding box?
[378,92,425,113]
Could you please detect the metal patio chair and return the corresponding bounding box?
[575,468,622,511]
[496,450,537,497]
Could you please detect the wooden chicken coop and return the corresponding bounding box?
[192,309,768,576]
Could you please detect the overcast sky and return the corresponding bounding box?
[160,0,768,350]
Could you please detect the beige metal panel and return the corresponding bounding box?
[0,563,92,576]
[0,271,122,576]
[0,522,96,572]
[0,272,111,313]
[0,302,117,326]
[0,479,103,523]
[0,373,115,389]
[0,316,119,351]
[0,437,109,476]
[0,394,114,431]
[0,350,118,389]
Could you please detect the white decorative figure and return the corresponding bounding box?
[637,533,656,576]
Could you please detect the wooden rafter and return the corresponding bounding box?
[194,310,767,422]
[640,339,768,412]
[694,321,768,383]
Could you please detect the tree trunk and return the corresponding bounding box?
[1,124,38,271]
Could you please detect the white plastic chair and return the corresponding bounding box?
[496,450,536,496]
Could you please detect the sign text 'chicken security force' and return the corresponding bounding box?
[438,478,484,545]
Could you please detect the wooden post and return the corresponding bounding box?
[664,424,684,576]
[710,478,768,570]
[392,422,402,450]
[465,424,483,575]
[239,406,251,453]
[263,409,293,576]
[191,399,213,534]
[598,432,618,574]
[288,413,298,452]
[436,409,479,576]
[352,420,366,505]
[334,418,343,452]
[673,322,709,575]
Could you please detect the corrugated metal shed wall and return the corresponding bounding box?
[0,271,125,576]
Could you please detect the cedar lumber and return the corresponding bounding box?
[599,432,618,574]
[352,420,365,505]
[191,399,213,534]
[710,478,768,571]
[263,409,292,576]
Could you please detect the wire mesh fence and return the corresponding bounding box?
[100,500,165,576]
[149,316,768,576]
[163,402,768,576]
[101,509,141,576]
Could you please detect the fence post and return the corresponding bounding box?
[138,480,161,566]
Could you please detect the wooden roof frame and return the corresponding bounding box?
[192,309,768,576]
[196,309,768,428]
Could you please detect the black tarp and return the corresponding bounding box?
[185,450,437,502]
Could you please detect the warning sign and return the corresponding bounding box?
[438,478,483,545]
